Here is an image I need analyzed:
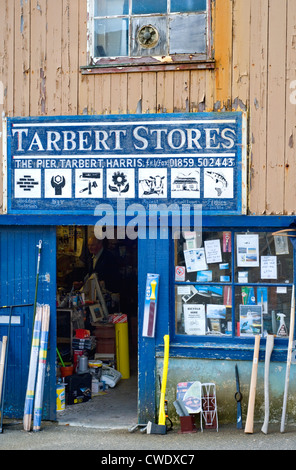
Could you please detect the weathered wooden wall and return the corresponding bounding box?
[0,0,296,215]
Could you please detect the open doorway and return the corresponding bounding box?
[55,225,138,428]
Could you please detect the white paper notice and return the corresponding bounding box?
[204,239,222,264]
[276,286,287,294]
[177,285,191,295]
[184,248,208,272]
[261,256,277,279]
[183,304,206,335]
[236,234,259,267]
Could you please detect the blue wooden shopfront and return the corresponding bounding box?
[0,224,56,420]
[1,113,295,424]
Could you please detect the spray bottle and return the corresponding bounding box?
[277,313,288,337]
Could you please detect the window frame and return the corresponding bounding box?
[84,0,214,73]
[170,223,296,359]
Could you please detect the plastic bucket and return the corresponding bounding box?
[56,384,65,411]
[60,365,74,377]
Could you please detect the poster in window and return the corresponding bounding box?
[239,305,262,336]
[274,236,289,255]
[223,231,232,252]
[204,239,222,264]
[184,248,208,272]
[257,286,268,314]
[183,304,206,335]
[175,266,186,282]
[196,270,212,282]
[206,304,227,334]
[236,234,259,267]
[260,256,277,280]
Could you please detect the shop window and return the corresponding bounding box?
[88,0,210,63]
[174,230,294,339]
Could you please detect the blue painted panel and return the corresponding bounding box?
[0,214,295,230]
[132,0,167,14]
[0,226,56,420]
[171,0,207,12]
[6,112,245,216]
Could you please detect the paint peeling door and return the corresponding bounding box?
[0,226,56,421]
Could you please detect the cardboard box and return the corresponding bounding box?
[111,314,128,323]
[96,338,115,354]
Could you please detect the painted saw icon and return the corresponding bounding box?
[206,171,228,196]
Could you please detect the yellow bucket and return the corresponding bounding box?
[56,383,65,411]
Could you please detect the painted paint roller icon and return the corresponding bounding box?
[79,172,101,195]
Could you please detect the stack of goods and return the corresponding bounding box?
[72,329,96,351]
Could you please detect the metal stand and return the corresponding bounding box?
[201,383,218,432]
[0,303,33,433]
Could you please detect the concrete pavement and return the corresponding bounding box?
[1,419,296,451]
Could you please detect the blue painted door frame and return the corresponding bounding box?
[138,236,170,424]
[0,226,56,421]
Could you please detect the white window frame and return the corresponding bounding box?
[86,0,213,67]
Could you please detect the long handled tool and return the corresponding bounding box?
[0,337,7,405]
[0,303,33,433]
[244,334,260,434]
[280,285,295,433]
[158,375,173,431]
[147,334,170,435]
[33,240,42,324]
[56,347,65,368]
[234,364,243,429]
[158,334,170,427]
[261,334,274,434]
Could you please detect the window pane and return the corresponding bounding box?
[176,285,232,336]
[132,0,167,14]
[94,18,128,57]
[131,16,167,56]
[94,0,129,17]
[235,233,294,284]
[169,14,206,54]
[171,0,207,12]
[235,285,293,337]
[175,231,232,283]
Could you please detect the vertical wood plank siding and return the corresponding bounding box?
[0,0,295,215]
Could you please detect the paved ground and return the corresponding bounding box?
[1,419,296,452]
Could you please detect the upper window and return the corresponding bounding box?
[88,0,210,63]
